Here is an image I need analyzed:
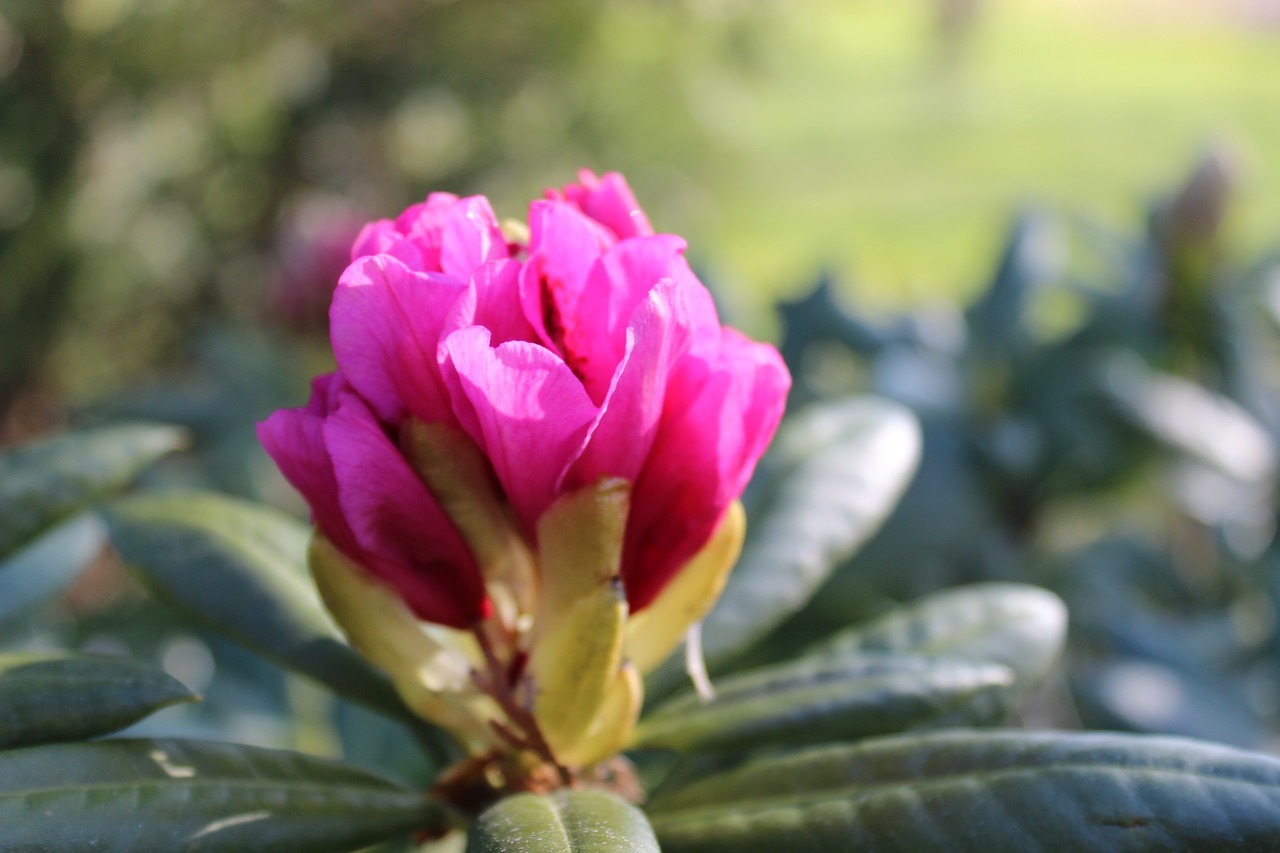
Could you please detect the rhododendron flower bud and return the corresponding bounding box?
[258,169,789,787]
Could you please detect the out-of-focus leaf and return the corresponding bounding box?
[468,789,658,853]
[104,491,411,723]
[649,729,1280,852]
[966,211,1063,356]
[777,275,889,407]
[1074,659,1269,751]
[0,513,105,628]
[651,398,921,695]
[806,583,1067,686]
[0,652,196,749]
[0,738,452,852]
[633,653,1013,754]
[0,422,186,561]
[1104,357,1275,484]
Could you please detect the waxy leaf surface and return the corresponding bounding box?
[649,729,1280,852]
[0,738,449,852]
[0,653,195,749]
[104,491,410,723]
[468,789,659,853]
[635,653,1014,753]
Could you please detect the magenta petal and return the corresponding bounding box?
[441,326,598,533]
[565,235,715,403]
[303,372,344,416]
[519,201,612,356]
[391,192,459,272]
[323,393,485,628]
[351,221,426,270]
[440,196,509,281]
[713,330,793,496]
[396,192,459,234]
[331,255,466,425]
[623,332,790,611]
[567,170,654,239]
[565,277,695,489]
[444,259,536,348]
[578,235,709,362]
[257,405,358,559]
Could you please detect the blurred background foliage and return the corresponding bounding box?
[4,0,1280,432]
[4,0,1280,769]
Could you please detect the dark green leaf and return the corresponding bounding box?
[651,398,920,695]
[0,513,104,628]
[0,738,452,852]
[468,789,658,853]
[634,654,1013,753]
[807,582,1067,686]
[0,652,196,749]
[103,491,410,723]
[0,422,186,561]
[649,729,1280,852]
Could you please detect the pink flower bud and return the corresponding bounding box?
[259,171,789,632]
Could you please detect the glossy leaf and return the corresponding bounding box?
[633,653,1014,753]
[103,491,411,723]
[806,582,1068,686]
[0,423,185,562]
[0,738,451,852]
[652,397,921,694]
[0,513,105,628]
[0,652,196,749]
[649,729,1280,852]
[468,789,658,853]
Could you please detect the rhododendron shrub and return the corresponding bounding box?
[13,168,1280,851]
[258,170,790,790]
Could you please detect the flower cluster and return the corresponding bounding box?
[259,170,788,788]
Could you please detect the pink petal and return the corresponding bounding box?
[257,400,358,560]
[330,255,466,425]
[576,235,711,370]
[304,372,346,417]
[390,192,459,272]
[444,259,536,348]
[350,221,426,270]
[564,277,695,489]
[519,202,610,355]
[565,170,654,239]
[517,202,622,393]
[440,196,509,281]
[440,326,598,533]
[623,332,790,610]
[396,192,460,234]
[323,393,486,628]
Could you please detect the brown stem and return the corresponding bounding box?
[472,624,573,787]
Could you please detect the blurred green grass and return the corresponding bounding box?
[650,0,1280,314]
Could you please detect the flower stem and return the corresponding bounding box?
[472,624,573,787]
